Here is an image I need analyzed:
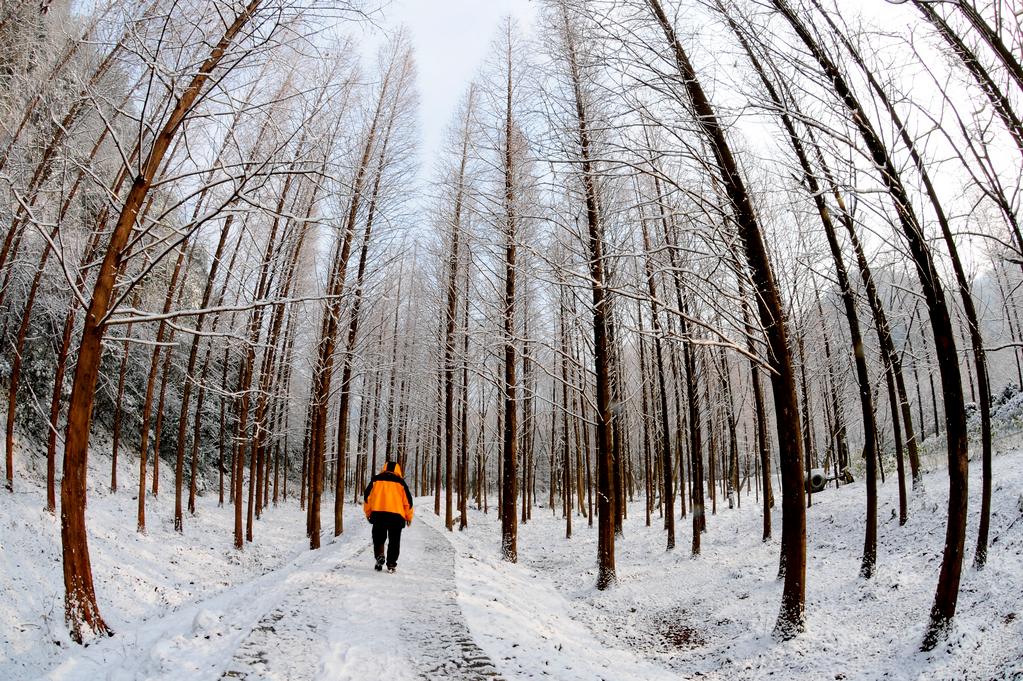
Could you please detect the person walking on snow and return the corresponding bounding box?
[363,461,414,573]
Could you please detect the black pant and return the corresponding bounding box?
[371,513,404,568]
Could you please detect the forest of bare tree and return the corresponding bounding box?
[1,0,1021,676]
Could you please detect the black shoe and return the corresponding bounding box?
[387,565,396,573]
[374,556,385,572]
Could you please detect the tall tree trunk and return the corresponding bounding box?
[639,207,675,550]
[811,137,920,484]
[174,216,233,529]
[459,256,472,531]
[134,245,189,530]
[309,62,393,549]
[648,0,807,636]
[334,93,399,536]
[445,87,474,531]
[499,26,519,563]
[796,333,814,509]
[520,327,535,526]
[560,285,572,539]
[772,0,968,647]
[560,2,614,587]
[637,303,654,528]
[59,0,263,641]
[738,269,772,540]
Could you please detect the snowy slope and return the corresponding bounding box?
[2,429,1021,680]
[435,445,1023,681]
[0,430,319,679]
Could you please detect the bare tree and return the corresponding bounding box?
[643,0,807,636]
[768,0,969,648]
[58,0,272,642]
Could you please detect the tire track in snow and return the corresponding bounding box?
[219,546,369,681]
[401,524,503,680]
[219,522,502,680]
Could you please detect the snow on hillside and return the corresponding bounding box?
[1,429,1021,680]
[438,446,1023,681]
[0,430,318,679]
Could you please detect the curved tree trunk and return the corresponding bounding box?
[59,1,264,641]
[772,0,968,648]
[818,0,993,570]
[648,0,807,637]
[952,1,1023,95]
[726,19,880,574]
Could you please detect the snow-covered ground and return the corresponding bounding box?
[443,443,1023,681]
[0,429,318,679]
[1,429,1021,680]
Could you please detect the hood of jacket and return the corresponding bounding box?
[380,461,403,477]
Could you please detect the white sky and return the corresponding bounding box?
[365,0,539,164]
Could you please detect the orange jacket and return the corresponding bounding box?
[363,462,414,524]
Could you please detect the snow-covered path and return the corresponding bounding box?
[219,523,501,681]
[10,439,1021,681]
[46,522,502,681]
